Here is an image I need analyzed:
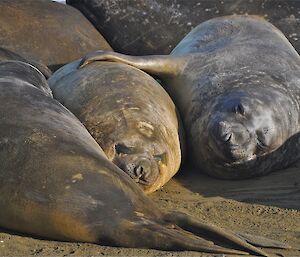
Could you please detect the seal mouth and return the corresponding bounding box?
[224,153,257,166]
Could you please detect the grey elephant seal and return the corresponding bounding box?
[0,60,283,256]
[48,60,183,194]
[0,0,112,71]
[80,15,300,179]
[67,0,300,55]
[0,47,52,78]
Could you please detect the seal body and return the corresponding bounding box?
[80,16,300,179]
[0,47,52,78]
[0,60,276,256]
[0,0,112,71]
[48,60,183,194]
[67,0,300,55]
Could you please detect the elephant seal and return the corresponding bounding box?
[48,60,184,194]
[80,15,300,179]
[0,60,283,256]
[67,0,300,55]
[0,47,52,78]
[0,0,112,72]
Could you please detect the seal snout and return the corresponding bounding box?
[122,158,159,185]
[210,119,255,162]
[113,143,160,187]
[218,121,246,148]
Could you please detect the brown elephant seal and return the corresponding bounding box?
[0,47,52,78]
[48,60,184,194]
[0,60,285,256]
[0,0,112,72]
[80,15,300,179]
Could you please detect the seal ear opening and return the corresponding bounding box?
[233,103,245,115]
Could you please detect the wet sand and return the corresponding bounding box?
[0,163,299,256]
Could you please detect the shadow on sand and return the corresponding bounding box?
[174,132,300,210]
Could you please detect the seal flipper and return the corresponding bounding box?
[119,221,249,255]
[236,232,292,249]
[163,211,270,257]
[79,50,188,78]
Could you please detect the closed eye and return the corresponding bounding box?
[115,143,140,155]
[256,137,267,151]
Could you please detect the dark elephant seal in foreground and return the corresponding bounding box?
[0,47,52,78]
[0,60,286,256]
[67,0,300,55]
[80,15,300,179]
[0,0,112,71]
[49,61,183,194]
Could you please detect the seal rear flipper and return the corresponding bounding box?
[236,232,292,249]
[163,211,270,257]
[79,50,188,78]
[116,221,249,255]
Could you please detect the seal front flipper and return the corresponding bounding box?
[79,50,188,78]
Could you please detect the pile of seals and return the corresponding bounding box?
[0,0,299,256]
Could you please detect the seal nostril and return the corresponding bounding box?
[224,133,232,142]
[134,165,144,177]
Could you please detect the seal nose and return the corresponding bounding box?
[118,158,158,185]
[218,121,235,144]
[134,165,144,176]
[133,160,152,180]
[217,121,250,151]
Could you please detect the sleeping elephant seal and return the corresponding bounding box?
[48,60,184,194]
[0,60,284,256]
[80,15,300,179]
[0,47,52,78]
[66,0,300,55]
[0,0,112,72]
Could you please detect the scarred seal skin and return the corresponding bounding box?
[0,60,285,256]
[48,60,184,194]
[0,0,112,71]
[80,15,300,179]
[66,0,300,55]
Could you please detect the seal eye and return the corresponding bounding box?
[255,129,271,153]
[115,143,137,155]
[233,103,245,115]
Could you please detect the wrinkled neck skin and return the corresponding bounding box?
[192,76,300,179]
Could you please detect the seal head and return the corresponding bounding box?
[49,60,182,193]
[196,84,299,178]
[111,142,161,186]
